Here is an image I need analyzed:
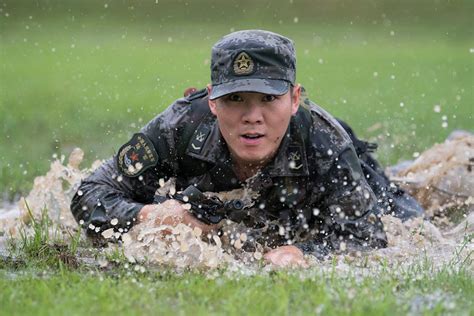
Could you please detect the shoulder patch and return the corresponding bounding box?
[117,133,158,177]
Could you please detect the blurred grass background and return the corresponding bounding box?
[0,0,473,199]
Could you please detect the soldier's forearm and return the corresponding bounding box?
[70,182,144,237]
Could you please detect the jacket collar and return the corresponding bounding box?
[185,114,309,178]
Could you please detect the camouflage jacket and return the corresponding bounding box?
[71,88,389,256]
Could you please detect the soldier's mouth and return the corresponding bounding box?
[240,133,264,145]
[241,133,264,139]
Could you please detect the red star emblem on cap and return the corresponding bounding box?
[130,152,139,162]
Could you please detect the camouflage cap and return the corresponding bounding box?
[209,30,296,100]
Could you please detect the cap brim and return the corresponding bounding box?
[209,79,290,100]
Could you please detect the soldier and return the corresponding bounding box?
[71,30,422,267]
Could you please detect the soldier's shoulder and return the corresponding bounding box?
[298,89,352,150]
[140,87,210,136]
[167,87,210,115]
[295,88,355,175]
[185,87,208,101]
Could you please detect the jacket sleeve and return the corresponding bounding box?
[295,147,388,257]
[70,102,187,238]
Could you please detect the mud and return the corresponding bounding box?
[1,133,472,274]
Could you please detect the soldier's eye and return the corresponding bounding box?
[262,95,277,102]
[227,94,243,102]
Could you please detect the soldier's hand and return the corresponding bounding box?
[138,200,217,235]
[264,245,308,268]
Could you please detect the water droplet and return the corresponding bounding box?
[193,227,202,237]
[340,242,347,251]
[234,239,243,249]
[101,228,114,239]
[210,235,221,248]
[278,226,285,235]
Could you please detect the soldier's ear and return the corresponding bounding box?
[207,84,218,116]
[291,84,301,115]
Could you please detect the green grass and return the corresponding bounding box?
[0,261,472,315]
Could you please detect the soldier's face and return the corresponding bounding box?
[208,85,300,168]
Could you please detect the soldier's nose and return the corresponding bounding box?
[243,103,264,124]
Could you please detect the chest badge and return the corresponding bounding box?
[191,132,207,150]
[288,151,303,170]
[233,52,254,75]
[188,124,212,155]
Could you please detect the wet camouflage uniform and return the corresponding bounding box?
[70,30,422,257]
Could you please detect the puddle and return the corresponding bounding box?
[1,133,473,275]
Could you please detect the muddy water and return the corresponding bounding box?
[1,134,472,275]
[388,131,474,219]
